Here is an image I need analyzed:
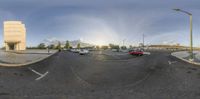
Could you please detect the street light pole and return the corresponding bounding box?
[142,33,145,47]
[189,15,193,60]
[123,39,126,46]
[173,9,193,60]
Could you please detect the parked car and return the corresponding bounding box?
[70,49,75,52]
[79,49,89,55]
[70,49,80,53]
[111,49,118,52]
[75,49,81,53]
[120,49,129,52]
[129,50,143,56]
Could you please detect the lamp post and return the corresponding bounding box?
[142,33,145,47]
[173,9,193,61]
[123,39,126,46]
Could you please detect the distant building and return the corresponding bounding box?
[3,21,26,51]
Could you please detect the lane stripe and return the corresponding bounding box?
[168,61,177,65]
[28,67,49,81]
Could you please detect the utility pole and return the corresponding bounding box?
[123,39,126,46]
[142,34,145,47]
[173,9,193,61]
[142,33,145,51]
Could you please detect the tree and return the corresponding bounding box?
[109,43,115,48]
[65,40,70,49]
[101,46,108,50]
[77,43,81,49]
[96,46,100,50]
[121,46,127,50]
[113,45,120,49]
[49,44,55,49]
[56,42,61,49]
[109,43,119,50]
[129,45,133,49]
[38,43,46,49]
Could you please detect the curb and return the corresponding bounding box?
[0,51,58,67]
[4,50,54,54]
[171,52,200,66]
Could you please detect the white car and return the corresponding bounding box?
[75,49,81,53]
[79,49,89,55]
[71,49,80,53]
[70,49,76,52]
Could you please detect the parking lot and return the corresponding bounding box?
[1,50,200,99]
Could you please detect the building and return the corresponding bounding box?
[3,21,26,51]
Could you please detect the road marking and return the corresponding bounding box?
[168,61,177,65]
[143,52,151,55]
[28,67,49,81]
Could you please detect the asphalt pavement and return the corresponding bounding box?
[1,50,200,99]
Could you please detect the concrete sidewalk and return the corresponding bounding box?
[0,49,58,67]
[171,51,200,65]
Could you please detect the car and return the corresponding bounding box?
[112,49,118,52]
[129,50,143,56]
[75,49,81,53]
[79,49,89,55]
[70,49,75,52]
[70,49,80,53]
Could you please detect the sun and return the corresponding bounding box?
[94,40,106,46]
[89,33,108,46]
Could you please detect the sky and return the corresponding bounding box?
[0,0,200,47]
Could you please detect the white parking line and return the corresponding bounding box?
[28,67,49,81]
[168,61,177,65]
[143,52,151,55]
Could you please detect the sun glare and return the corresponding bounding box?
[94,40,106,46]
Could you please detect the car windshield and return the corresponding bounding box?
[0,0,199,99]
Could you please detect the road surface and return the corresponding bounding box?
[0,51,200,99]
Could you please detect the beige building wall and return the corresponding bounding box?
[3,21,26,51]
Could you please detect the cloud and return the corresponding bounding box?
[0,0,200,47]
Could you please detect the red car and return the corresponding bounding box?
[129,50,143,56]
